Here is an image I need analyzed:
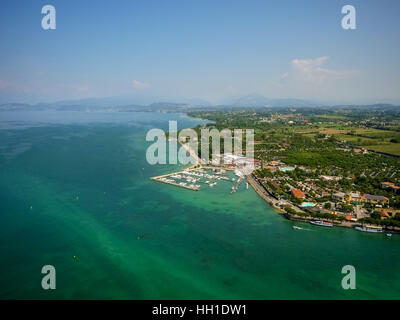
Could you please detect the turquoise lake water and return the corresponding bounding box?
[0,111,399,299]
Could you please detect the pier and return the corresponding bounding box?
[230,176,244,194]
[150,176,199,191]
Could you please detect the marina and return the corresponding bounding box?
[151,165,241,193]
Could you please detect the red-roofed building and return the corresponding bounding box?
[380,182,400,194]
[291,188,305,199]
[392,186,400,194]
[381,182,395,189]
[380,210,390,218]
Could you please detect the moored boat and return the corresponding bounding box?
[310,220,333,227]
[354,225,383,233]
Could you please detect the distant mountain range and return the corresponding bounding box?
[0,101,203,112]
[0,94,399,112]
[232,93,320,107]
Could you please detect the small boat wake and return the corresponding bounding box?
[293,225,311,231]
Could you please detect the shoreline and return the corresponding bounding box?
[246,174,285,213]
[161,115,400,235]
[249,174,400,234]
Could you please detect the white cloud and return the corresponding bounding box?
[265,56,361,100]
[291,56,356,84]
[132,80,150,90]
[280,72,289,80]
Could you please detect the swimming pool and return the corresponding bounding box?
[300,202,315,207]
[280,167,295,172]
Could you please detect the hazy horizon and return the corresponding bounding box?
[1,93,400,108]
[1,0,400,106]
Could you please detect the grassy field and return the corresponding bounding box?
[288,125,400,154]
[367,143,400,156]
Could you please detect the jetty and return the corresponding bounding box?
[150,175,200,191]
[230,176,244,194]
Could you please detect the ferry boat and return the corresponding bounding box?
[354,226,383,233]
[310,220,333,227]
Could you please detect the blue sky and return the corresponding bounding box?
[0,0,399,105]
